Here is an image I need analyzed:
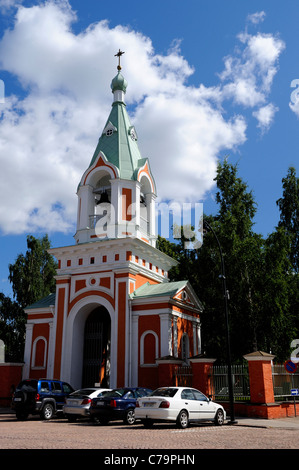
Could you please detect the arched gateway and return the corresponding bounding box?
[23,58,203,391]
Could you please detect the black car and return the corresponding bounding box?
[90,387,152,425]
[11,379,74,420]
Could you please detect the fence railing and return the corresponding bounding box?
[174,362,299,403]
[272,364,299,400]
[174,365,193,387]
[211,364,250,401]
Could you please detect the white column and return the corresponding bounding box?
[159,313,172,357]
[131,315,139,386]
[173,317,178,357]
[47,321,54,379]
[77,185,94,230]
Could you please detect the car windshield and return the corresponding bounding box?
[101,389,128,398]
[150,388,178,398]
[97,390,110,397]
[16,380,38,392]
[70,389,96,397]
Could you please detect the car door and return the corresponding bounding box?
[51,381,65,410]
[180,389,199,420]
[192,389,215,420]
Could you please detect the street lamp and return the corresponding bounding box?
[203,220,237,424]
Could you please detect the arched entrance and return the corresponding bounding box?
[82,306,111,388]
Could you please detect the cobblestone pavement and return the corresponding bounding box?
[1,412,299,451]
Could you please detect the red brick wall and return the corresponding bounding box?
[0,364,23,407]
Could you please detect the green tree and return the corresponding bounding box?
[8,234,57,309]
[0,234,57,361]
[204,160,263,361]
[157,161,298,363]
[0,293,25,361]
[276,166,299,272]
[261,227,297,361]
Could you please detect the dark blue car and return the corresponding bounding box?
[90,387,152,425]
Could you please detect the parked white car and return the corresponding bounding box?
[63,387,111,421]
[135,386,226,428]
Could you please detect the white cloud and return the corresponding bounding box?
[0,0,23,13]
[220,31,285,107]
[253,103,278,132]
[0,2,283,234]
[247,11,266,25]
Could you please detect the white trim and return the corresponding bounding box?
[160,313,172,357]
[69,272,114,302]
[61,295,116,390]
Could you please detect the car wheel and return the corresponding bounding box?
[214,409,225,426]
[176,410,189,429]
[41,403,54,420]
[124,409,135,425]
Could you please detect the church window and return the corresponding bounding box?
[181,333,189,363]
[106,129,113,136]
[140,330,159,365]
[31,337,47,369]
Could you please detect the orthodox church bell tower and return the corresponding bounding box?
[75,50,156,247]
[23,52,203,390]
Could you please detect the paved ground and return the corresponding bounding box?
[1,408,299,454]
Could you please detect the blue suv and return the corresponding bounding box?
[12,379,74,420]
[90,387,152,425]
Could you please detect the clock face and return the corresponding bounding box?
[130,127,138,141]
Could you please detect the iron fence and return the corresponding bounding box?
[211,364,250,401]
[272,364,299,400]
[174,365,193,387]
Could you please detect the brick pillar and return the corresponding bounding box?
[243,351,275,404]
[156,357,183,387]
[189,356,216,397]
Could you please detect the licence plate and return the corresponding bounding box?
[14,398,22,402]
[97,401,105,406]
[143,402,154,407]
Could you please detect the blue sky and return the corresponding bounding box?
[0,0,298,298]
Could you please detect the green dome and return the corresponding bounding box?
[111,71,128,93]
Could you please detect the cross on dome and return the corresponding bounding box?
[114,49,125,71]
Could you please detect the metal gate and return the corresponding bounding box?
[82,307,110,388]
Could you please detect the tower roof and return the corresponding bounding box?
[111,71,128,93]
[87,64,150,182]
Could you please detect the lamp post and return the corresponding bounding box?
[203,220,237,424]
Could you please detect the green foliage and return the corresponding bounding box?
[8,234,57,309]
[0,293,25,362]
[0,234,57,361]
[159,161,299,363]
[276,166,299,272]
